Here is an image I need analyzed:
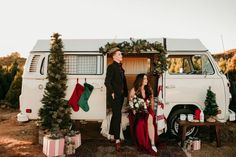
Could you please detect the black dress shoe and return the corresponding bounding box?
[110,139,115,143]
[115,142,121,151]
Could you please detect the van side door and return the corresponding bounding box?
[164,53,226,120]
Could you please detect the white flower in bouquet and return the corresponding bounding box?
[139,98,144,104]
[135,102,139,108]
[129,101,134,108]
[129,94,149,113]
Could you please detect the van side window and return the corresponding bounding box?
[167,56,191,74]
[167,54,214,75]
[29,55,40,72]
[202,55,214,75]
[64,55,104,75]
[40,57,45,75]
[191,55,214,75]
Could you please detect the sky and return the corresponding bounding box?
[0,0,235,57]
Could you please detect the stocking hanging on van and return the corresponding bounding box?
[78,83,94,112]
[68,79,84,112]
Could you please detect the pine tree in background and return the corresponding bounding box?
[0,61,19,100]
[204,87,219,116]
[218,57,227,73]
[5,70,22,108]
[0,65,5,100]
[10,61,18,78]
[227,54,236,112]
[39,33,72,132]
[4,61,19,99]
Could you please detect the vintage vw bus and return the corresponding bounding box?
[19,38,234,136]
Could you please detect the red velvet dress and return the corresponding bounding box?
[128,99,158,156]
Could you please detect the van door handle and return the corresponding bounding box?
[166,85,175,89]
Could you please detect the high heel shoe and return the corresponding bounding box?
[151,145,158,153]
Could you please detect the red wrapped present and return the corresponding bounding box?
[195,109,201,120]
[43,135,65,157]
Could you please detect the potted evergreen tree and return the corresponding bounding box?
[39,33,73,156]
[204,86,219,122]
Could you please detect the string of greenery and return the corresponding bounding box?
[99,38,167,75]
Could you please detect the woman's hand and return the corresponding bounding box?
[132,109,136,115]
[144,109,149,114]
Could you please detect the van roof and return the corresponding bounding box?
[31,38,208,53]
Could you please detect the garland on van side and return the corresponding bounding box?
[99,38,167,75]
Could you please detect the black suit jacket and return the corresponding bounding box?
[105,61,128,97]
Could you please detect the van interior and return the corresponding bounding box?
[107,53,158,96]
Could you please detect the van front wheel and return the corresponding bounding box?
[167,109,199,137]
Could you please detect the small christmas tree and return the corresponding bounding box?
[204,87,219,117]
[39,33,72,132]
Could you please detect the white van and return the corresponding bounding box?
[19,38,234,136]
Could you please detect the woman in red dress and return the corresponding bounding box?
[128,73,158,156]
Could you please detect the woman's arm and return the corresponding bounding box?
[128,88,136,112]
[128,88,135,101]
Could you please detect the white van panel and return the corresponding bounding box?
[20,53,107,121]
[67,78,106,120]
[164,74,226,119]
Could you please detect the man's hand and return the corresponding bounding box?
[112,93,115,99]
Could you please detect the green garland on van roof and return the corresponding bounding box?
[99,38,167,75]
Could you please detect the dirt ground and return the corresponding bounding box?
[0,108,43,157]
[188,121,236,157]
[0,108,236,157]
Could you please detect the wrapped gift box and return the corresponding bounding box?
[39,129,49,145]
[66,133,81,149]
[192,138,201,150]
[65,142,76,155]
[43,135,65,157]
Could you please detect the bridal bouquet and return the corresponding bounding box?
[129,95,148,113]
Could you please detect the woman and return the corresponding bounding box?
[128,73,158,156]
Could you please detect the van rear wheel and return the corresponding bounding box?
[167,108,199,137]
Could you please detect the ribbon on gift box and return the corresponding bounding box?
[71,134,81,148]
[66,133,81,149]
[43,135,65,157]
[65,142,76,155]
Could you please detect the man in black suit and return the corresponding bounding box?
[105,47,128,151]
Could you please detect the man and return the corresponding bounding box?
[105,47,128,151]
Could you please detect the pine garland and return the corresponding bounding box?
[99,38,167,75]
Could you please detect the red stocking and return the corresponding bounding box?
[68,79,84,112]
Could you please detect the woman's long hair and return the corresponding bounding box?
[133,73,152,99]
